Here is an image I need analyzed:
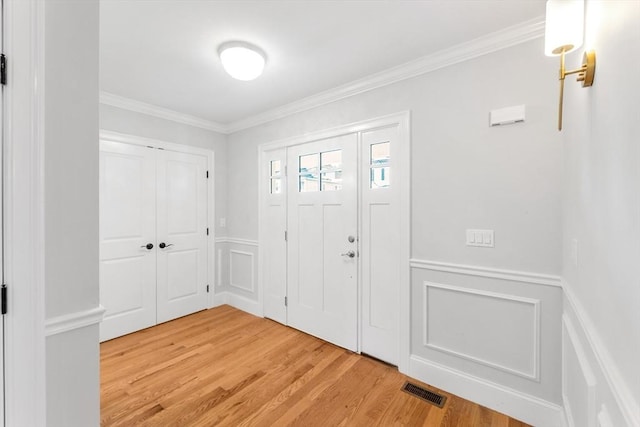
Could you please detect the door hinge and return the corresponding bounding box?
[206,284,210,293]
[206,170,209,178]
[284,230,287,241]
[1,54,7,85]
[284,165,288,177]
[284,296,287,307]
[207,227,209,236]
[1,284,7,315]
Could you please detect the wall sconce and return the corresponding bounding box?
[545,0,596,130]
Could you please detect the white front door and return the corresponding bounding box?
[287,134,358,351]
[99,141,157,341]
[156,149,208,323]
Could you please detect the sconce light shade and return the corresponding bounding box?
[218,41,266,81]
[544,0,585,56]
[544,0,594,131]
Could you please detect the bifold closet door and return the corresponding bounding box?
[156,149,208,324]
[100,141,157,342]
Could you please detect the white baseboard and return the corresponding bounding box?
[409,354,566,427]
[213,291,263,318]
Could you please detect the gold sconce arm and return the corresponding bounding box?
[556,50,596,130]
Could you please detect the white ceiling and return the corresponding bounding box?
[100,0,546,126]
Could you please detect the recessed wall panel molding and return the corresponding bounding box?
[230,249,255,293]
[422,281,540,381]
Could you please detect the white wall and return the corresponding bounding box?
[226,38,565,425]
[228,38,562,274]
[561,1,640,426]
[43,0,101,425]
[100,104,228,238]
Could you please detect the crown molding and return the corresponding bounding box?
[99,91,229,134]
[226,17,545,133]
[100,17,544,135]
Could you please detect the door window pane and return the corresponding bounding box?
[270,178,281,194]
[321,150,342,171]
[370,142,390,189]
[270,160,281,177]
[299,151,344,192]
[300,173,319,192]
[299,153,319,174]
[321,171,342,191]
[370,167,390,188]
[371,142,390,166]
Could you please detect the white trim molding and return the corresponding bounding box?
[409,355,566,427]
[410,258,562,287]
[226,17,544,133]
[422,281,541,381]
[100,91,228,134]
[563,280,640,427]
[562,313,597,427]
[3,0,48,424]
[100,18,543,135]
[216,237,259,247]
[213,291,263,318]
[45,306,106,337]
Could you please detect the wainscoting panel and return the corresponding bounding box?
[410,260,564,426]
[214,238,261,316]
[230,250,255,293]
[423,282,540,380]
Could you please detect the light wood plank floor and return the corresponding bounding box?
[101,305,530,426]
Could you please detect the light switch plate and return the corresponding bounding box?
[466,229,494,248]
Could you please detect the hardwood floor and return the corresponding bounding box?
[101,305,530,426]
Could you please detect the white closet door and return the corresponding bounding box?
[99,141,157,342]
[287,134,358,351]
[156,149,208,324]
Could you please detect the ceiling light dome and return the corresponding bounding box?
[218,41,266,81]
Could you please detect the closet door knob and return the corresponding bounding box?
[159,242,173,249]
[141,243,154,250]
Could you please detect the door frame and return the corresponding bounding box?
[258,111,411,374]
[2,0,47,425]
[99,130,217,309]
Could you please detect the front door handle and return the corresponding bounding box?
[341,250,356,258]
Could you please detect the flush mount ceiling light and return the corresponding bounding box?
[545,0,596,131]
[218,41,266,81]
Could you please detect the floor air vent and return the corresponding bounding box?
[401,381,447,408]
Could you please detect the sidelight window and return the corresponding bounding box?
[269,160,282,194]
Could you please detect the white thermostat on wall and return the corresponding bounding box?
[489,105,525,127]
